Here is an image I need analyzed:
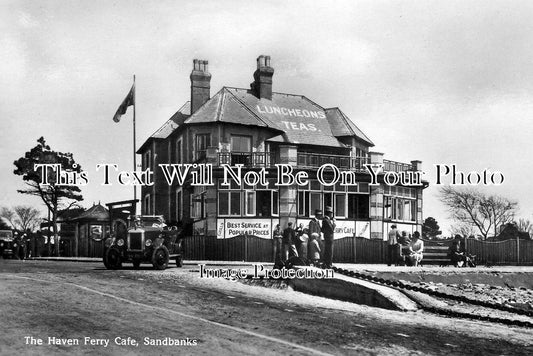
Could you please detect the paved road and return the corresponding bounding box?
[1,259,532,355]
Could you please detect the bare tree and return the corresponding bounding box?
[439,186,517,240]
[0,206,42,232]
[516,218,533,238]
[450,222,477,239]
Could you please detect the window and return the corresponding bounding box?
[348,194,369,219]
[176,189,182,221]
[144,194,151,215]
[231,135,252,165]
[256,190,277,217]
[272,191,279,216]
[297,191,308,216]
[383,195,415,222]
[323,192,333,212]
[143,150,152,170]
[334,193,346,218]
[195,134,210,161]
[231,135,252,152]
[218,191,241,216]
[190,186,206,219]
[310,193,322,216]
[176,139,183,164]
[230,191,241,215]
[245,191,256,216]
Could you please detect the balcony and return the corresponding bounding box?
[297,152,370,171]
[297,152,414,172]
[205,150,415,172]
[383,159,413,172]
[217,152,277,168]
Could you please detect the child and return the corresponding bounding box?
[308,232,321,267]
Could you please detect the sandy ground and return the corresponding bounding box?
[1,260,533,355]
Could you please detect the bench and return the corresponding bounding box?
[422,243,450,265]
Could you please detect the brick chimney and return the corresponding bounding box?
[190,59,211,113]
[251,55,274,100]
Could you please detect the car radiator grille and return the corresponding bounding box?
[129,232,143,250]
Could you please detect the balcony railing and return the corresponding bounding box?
[217,152,277,167]
[297,152,370,171]
[383,159,413,172]
[206,151,414,172]
[297,152,414,172]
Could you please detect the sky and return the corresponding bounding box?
[1,0,532,234]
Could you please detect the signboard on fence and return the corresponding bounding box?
[296,219,371,239]
[356,221,371,239]
[216,219,277,239]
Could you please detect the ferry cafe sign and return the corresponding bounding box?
[217,218,279,239]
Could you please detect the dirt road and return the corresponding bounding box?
[1,259,532,355]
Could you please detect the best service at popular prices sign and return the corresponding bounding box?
[217,219,279,239]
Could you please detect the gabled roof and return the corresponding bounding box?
[71,204,109,222]
[137,102,190,153]
[325,108,374,146]
[185,87,347,147]
[139,86,375,150]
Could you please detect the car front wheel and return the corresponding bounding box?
[105,248,122,270]
[176,256,183,268]
[152,246,169,270]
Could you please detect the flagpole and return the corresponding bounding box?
[133,74,137,207]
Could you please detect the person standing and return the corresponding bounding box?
[308,209,322,259]
[272,224,283,266]
[321,206,336,268]
[282,222,297,261]
[387,225,401,266]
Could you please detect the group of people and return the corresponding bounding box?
[388,227,477,268]
[272,207,336,268]
[388,225,424,267]
[449,235,476,267]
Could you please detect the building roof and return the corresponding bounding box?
[325,108,374,146]
[137,102,190,153]
[185,87,368,147]
[71,204,109,222]
[139,86,374,150]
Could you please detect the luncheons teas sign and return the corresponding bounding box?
[255,104,326,132]
[217,219,279,239]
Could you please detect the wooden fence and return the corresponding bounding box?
[183,235,533,265]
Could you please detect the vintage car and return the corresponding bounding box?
[0,230,15,259]
[104,216,184,270]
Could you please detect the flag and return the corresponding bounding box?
[113,84,135,122]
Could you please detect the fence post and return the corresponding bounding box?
[517,235,520,265]
[244,234,248,262]
[353,234,357,263]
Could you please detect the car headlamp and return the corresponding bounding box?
[145,239,152,247]
[117,239,124,247]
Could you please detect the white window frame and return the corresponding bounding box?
[143,150,151,171]
[244,190,256,216]
[144,194,151,215]
[334,193,347,218]
[176,188,183,221]
[271,190,279,217]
